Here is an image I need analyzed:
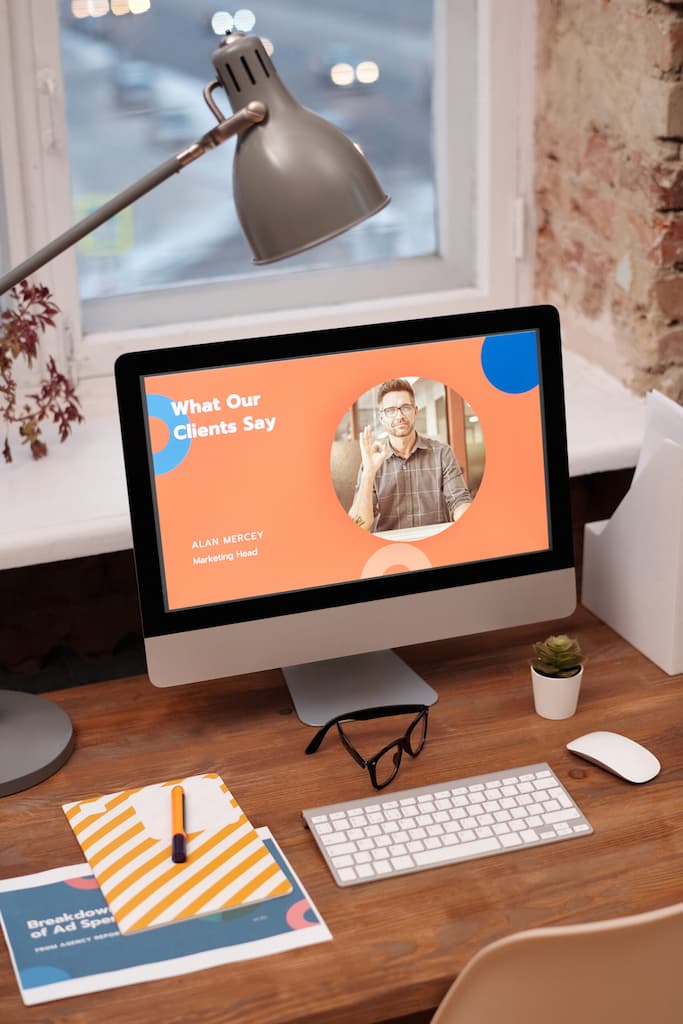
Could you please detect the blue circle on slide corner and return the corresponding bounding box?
[20,965,72,988]
[481,331,539,394]
[146,393,191,476]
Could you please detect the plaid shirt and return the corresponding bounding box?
[354,433,472,533]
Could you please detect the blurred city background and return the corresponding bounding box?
[58,0,444,301]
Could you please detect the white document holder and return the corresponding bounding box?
[582,438,683,675]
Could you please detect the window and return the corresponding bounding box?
[0,0,535,383]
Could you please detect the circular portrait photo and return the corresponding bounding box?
[330,377,485,540]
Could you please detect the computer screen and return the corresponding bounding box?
[115,305,575,724]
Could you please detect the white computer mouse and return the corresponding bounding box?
[566,731,660,784]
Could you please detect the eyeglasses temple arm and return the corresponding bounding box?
[304,704,427,755]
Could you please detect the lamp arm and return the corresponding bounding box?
[0,101,266,297]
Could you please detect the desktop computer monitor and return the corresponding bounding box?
[115,304,575,725]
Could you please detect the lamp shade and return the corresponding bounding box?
[211,33,390,264]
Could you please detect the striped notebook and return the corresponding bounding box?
[63,773,292,934]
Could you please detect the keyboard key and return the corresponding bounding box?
[332,854,353,868]
[391,855,415,871]
[324,840,356,856]
[500,833,522,847]
[338,867,356,881]
[322,833,351,847]
[414,837,499,865]
[356,863,374,878]
[544,808,580,824]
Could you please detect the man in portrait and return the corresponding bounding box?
[348,378,472,533]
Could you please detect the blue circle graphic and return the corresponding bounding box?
[481,331,539,394]
[147,393,191,476]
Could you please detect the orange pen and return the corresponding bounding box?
[171,785,187,863]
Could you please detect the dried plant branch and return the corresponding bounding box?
[0,280,83,462]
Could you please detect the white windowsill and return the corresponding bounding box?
[0,349,646,571]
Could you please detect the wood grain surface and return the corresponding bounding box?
[1,606,682,1024]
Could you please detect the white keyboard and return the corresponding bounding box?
[302,762,592,886]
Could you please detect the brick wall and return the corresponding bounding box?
[535,0,683,402]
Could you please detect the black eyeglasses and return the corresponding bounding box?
[304,704,429,790]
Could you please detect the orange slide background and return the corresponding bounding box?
[145,336,549,610]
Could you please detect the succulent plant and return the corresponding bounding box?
[531,634,583,678]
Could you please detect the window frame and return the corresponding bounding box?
[0,0,536,392]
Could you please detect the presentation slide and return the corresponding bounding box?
[143,331,549,611]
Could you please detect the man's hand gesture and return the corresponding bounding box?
[359,424,389,476]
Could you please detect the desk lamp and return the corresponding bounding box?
[0,32,389,795]
[0,30,389,293]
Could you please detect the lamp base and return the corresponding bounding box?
[0,690,74,797]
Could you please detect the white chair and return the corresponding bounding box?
[431,901,683,1024]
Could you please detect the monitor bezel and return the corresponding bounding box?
[115,304,573,639]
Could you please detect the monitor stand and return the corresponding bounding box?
[282,649,438,726]
[0,690,75,797]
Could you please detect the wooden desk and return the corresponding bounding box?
[1,606,682,1024]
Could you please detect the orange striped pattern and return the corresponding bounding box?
[63,773,292,933]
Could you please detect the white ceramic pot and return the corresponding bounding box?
[531,666,583,720]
